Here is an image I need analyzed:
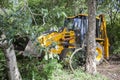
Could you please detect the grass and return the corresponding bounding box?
[52,68,108,80]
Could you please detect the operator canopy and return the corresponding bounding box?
[64,15,101,41]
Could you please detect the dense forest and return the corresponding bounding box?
[0,0,120,80]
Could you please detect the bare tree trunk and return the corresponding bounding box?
[2,45,22,80]
[85,0,97,74]
[0,34,22,80]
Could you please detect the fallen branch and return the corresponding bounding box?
[103,58,110,65]
[69,47,83,73]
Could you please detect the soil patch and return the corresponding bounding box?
[98,54,120,80]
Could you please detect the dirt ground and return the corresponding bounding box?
[98,54,120,80]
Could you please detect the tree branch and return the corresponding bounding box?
[0,7,8,16]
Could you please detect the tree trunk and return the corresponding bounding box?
[85,0,97,74]
[2,45,22,80]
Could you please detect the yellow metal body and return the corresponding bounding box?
[96,15,109,59]
[96,47,102,61]
[38,28,75,54]
[38,14,109,60]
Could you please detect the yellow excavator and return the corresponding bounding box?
[38,14,109,65]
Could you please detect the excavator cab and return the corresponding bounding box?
[64,14,102,43]
[63,14,109,64]
[64,15,88,46]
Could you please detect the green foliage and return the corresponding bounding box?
[52,68,108,80]
[28,0,88,27]
[17,54,108,80]
[17,55,62,80]
[0,50,8,80]
[39,59,62,80]
[0,0,11,8]
[0,1,35,44]
[107,17,120,54]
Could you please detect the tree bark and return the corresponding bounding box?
[2,45,22,80]
[85,0,97,74]
[0,34,22,80]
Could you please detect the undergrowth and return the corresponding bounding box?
[0,50,108,80]
[17,55,108,80]
[52,68,108,80]
[0,49,8,80]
